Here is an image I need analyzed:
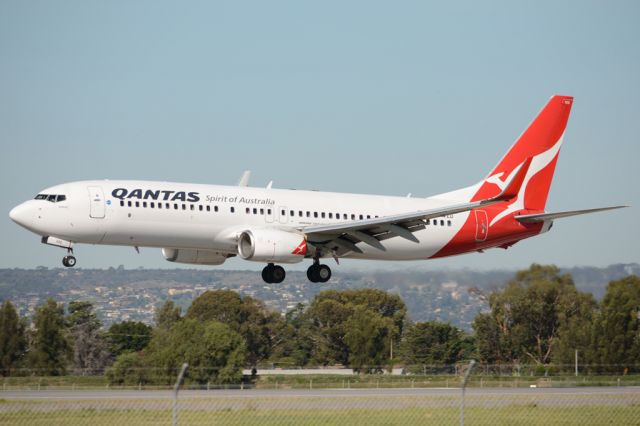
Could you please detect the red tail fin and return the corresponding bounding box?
[474,95,573,211]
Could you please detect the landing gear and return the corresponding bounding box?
[307,262,331,283]
[261,263,285,284]
[62,255,76,268]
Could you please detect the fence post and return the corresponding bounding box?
[173,363,189,426]
[460,360,476,426]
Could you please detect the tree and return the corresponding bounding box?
[154,300,181,330]
[592,275,640,372]
[401,321,471,368]
[0,301,27,375]
[185,290,283,365]
[67,301,109,375]
[305,289,407,367]
[473,264,596,366]
[268,303,315,367]
[142,318,246,384]
[107,321,152,358]
[28,299,71,375]
[344,306,396,372]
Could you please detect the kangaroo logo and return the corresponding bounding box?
[292,240,307,256]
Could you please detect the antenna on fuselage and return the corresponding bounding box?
[237,170,251,187]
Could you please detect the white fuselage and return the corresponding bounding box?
[11,180,471,261]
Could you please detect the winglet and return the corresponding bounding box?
[491,157,532,202]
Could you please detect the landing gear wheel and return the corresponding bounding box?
[271,265,286,284]
[261,264,286,284]
[62,255,76,268]
[262,264,275,283]
[307,264,331,283]
[307,264,319,282]
[317,264,331,283]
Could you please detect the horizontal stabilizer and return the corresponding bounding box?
[515,206,628,224]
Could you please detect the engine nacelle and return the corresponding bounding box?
[238,228,307,264]
[162,248,228,265]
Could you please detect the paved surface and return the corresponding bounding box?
[1,386,639,401]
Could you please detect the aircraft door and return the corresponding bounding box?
[265,206,275,223]
[474,210,488,242]
[88,186,106,219]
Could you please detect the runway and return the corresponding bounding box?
[0,386,640,402]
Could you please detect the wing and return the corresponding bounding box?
[301,157,532,255]
[515,206,628,223]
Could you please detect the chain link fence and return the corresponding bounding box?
[1,363,639,425]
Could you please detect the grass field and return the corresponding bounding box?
[1,405,639,425]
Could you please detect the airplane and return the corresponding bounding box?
[9,95,626,284]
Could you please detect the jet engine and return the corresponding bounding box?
[237,228,307,264]
[162,248,229,265]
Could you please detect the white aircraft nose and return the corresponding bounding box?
[9,203,30,227]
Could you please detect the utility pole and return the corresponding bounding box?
[575,350,578,377]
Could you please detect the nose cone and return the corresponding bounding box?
[9,203,30,228]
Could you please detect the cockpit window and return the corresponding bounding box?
[34,194,67,203]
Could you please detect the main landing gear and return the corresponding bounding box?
[307,261,331,283]
[262,263,286,284]
[260,261,333,284]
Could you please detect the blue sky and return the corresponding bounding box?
[1,1,638,271]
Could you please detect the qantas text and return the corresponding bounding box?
[111,188,200,202]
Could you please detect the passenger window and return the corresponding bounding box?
[359,215,363,220]
[189,205,193,211]
[253,208,257,214]
[351,214,355,220]
[343,214,348,219]
[426,219,430,225]
[281,210,286,216]
[447,220,452,226]
[127,201,132,207]
[174,204,178,210]
[260,208,264,215]
[150,202,155,208]
[306,211,310,217]
[290,210,294,216]
[314,212,318,218]
[120,200,124,207]
[299,211,303,217]
[321,212,325,219]
[158,203,162,209]
[213,206,218,212]
[182,204,187,210]
[166,203,170,209]
[328,213,333,219]
[366,215,371,219]
[230,207,235,213]
[266,208,270,214]
[199,205,203,211]
[206,205,210,212]
[135,201,140,208]
[246,207,250,214]
[440,220,444,226]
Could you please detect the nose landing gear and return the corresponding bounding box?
[62,255,76,267]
